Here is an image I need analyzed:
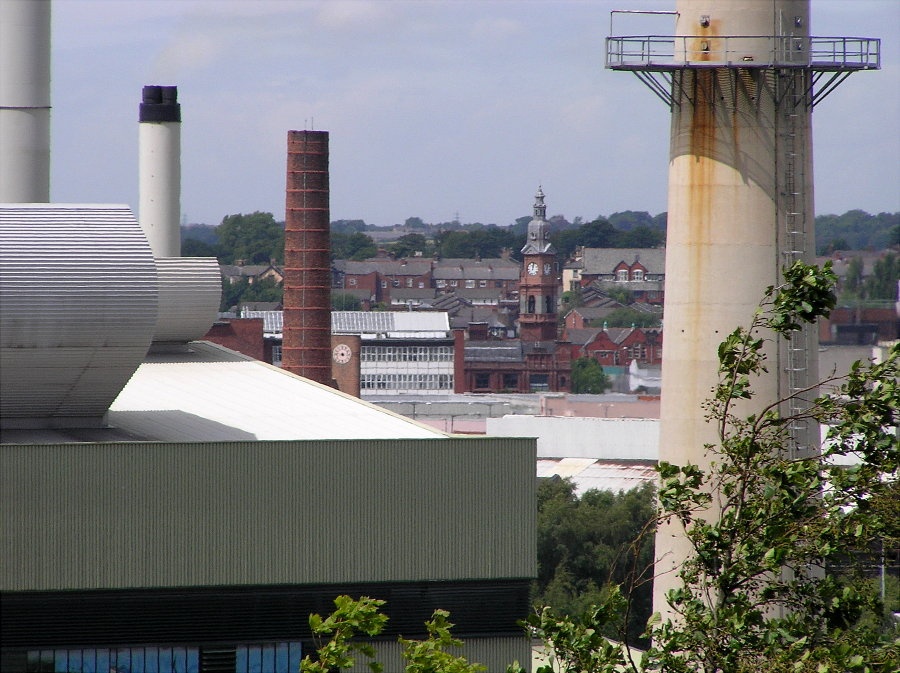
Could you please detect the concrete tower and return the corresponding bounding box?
[139,85,182,258]
[606,1,880,615]
[0,0,51,202]
[283,130,332,385]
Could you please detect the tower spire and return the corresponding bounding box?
[521,186,554,255]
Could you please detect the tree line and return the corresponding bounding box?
[184,209,898,266]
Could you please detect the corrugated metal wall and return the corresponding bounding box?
[0,205,158,426]
[347,637,531,673]
[0,437,536,591]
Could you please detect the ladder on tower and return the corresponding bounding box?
[778,70,813,458]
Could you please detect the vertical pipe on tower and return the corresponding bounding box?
[0,0,51,202]
[139,85,181,258]
[654,0,818,615]
[283,130,332,384]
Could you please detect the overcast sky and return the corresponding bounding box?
[50,0,899,227]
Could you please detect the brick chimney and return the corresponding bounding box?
[283,130,331,384]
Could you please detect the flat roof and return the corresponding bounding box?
[2,342,445,444]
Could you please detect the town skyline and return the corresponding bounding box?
[51,0,899,227]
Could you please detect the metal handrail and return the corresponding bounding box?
[606,35,880,70]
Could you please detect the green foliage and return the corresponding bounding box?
[400,610,486,673]
[216,211,283,265]
[605,287,633,306]
[570,357,612,394]
[815,210,899,254]
[182,237,219,258]
[219,276,283,311]
[434,226,522,259]
[302,595,388,673]
[391,232,432,258]
[331,231,378,261]
[525,261,900,672]
[865,253,898,301]
[600,307,661,329]
[331,219,369,234]
[534,478,655,646]
[301,596,483,673]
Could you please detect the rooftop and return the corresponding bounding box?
[1,341,444,444]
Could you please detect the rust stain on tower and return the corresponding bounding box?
[283,130,332,384]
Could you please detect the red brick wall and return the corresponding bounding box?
[203,319,265,361]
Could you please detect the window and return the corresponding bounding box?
[449,280,458,287]
[406,278,413,287]
[632,269,644,281]
[495,281,503,288]
[392,279,400,288]
[502,373,519,390]
[27,646,202,673]
[474,372,491,389]
[348,277,357,286]
[527,295,536,313]
[479,280,487,288]
[436,279,446,288]
[529,374,549,391]
[272,344,282,367]
[465,280,475,288]
[418,281,425,288]
[616,269,628,281]
[381,280,387,288]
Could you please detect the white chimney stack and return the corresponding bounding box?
[0,0,52,202]
[139,85,181,257]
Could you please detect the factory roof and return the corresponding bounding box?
[537,458,656,495]
[332,310,450,336]
[2,341,443,444]
[99,342,445,442]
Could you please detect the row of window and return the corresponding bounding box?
[361,346,453,362]
[361,373,454,390]
[26,642,302,673]
[616,269,645,281]
[436,279,505,289]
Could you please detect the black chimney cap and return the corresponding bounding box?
[140,85,181,123]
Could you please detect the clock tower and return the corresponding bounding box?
[518,187,558,342]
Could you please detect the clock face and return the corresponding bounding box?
[527,262,539,276]
[332,344,352,364]
[544,263,552,276]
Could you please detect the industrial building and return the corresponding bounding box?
[0,2,535,667]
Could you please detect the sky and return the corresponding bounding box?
[49,0,899,228]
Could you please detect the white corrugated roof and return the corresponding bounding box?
[108,341,445,441]
[332,311,450,335]
[537,458,656,494]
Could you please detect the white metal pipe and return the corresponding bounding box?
[0,0,51,202]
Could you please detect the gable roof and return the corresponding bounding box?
[580,248,665,275]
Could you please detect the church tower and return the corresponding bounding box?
[518,187,558,342]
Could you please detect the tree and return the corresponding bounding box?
[864,253,898,301]
[521,262,899,673]
[601,307,661,329]
[331,231,377,261]
[216,211,284,265]
[570,357,612,394]
[391,232,431,258]
[535,478,656,647]
[301,596,485,673]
